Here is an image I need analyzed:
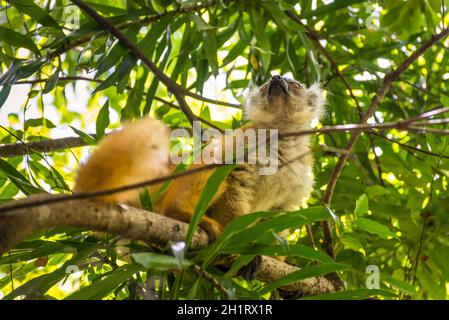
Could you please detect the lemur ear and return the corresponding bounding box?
[307,83,326,119]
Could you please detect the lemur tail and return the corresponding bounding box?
[74,117,171,204]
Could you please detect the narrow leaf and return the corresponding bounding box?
[96,100,110,139]
[185,165,237,248]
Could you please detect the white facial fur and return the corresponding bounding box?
[245,78,325,129]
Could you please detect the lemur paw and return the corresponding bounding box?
[237,255,263,281]
[200,217,223,243]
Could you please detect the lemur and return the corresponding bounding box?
[75,75,324,242]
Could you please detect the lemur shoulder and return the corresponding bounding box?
[75,75,325,242]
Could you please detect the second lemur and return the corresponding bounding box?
[75,75,325,241]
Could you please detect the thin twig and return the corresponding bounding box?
[369,132,449,159]
[412,146,445,285]
[285,11,362,115]
[15,76,242,109]
[1,108,449,158]
[192,264,229,297]
[0,163,219,214]
[72,0,199,125]
[319,27,449,258]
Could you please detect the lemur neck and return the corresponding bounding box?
[252,122,312,156]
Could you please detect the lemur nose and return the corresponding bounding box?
[271,75,283,80]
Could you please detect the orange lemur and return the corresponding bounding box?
[74,75,325,242]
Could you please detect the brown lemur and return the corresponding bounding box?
[75,75,325,242]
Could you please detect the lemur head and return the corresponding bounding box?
[245,75,325,129]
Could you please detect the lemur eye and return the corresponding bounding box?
[260,84,268,93]
[289,82,302,89]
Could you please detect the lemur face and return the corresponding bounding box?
[245,75,325,128]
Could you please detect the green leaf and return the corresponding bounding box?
[0,27,39,53]
[10,0,62,30]
[202,30,219,76]
[384,276,416,295]
[28,90,39,98]
[24,118,56,130]
[249,7,271,71]
[0,158,43,195]
[365,185,391,197]
[95,25,140,78]
[300,0,368,19]
[83,2,128,15]
[139,188,152,211]
[441,95,449,107]
[5,247,96,299]
[354,193,369,217]
[70,126,97,145]
[259,263,349,295]
[43,70,59,94]
[226,207,330,248]
[188,13,217,31]
[222,41,246,67]
[66,264,142,300]
[416,268,446,299]
[353,218,398,239]
[121,69,148,120]
[185,165,237,248]
[340,235,365,253]
[96,100,110,139]
[132,252,192,270]
[226,79,250,89]
[0,59,46,86]
[0,83,12,109]
[220,243,334,263]
[198,210,276,267]
[0,242,67,265]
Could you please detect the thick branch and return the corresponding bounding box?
[254,256,335,294]
[0,196,335,295]
[0,196,209,253]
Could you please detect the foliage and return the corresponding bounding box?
[1,0,449,300]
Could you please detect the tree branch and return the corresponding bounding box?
[0,196,209,253]
[1,107,448,158]
[320,27,449,258]
[0,195,336,296]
